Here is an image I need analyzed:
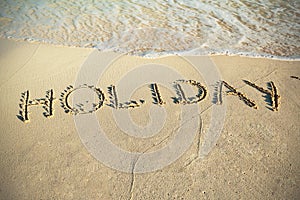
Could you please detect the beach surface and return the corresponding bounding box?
[0,38,299,199]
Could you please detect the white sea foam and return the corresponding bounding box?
[0,0,299,59]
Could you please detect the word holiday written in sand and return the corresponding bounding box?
[18,79,280,122]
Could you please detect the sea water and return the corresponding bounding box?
[0,0,299,59]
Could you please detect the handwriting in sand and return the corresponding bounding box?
[18,79,283,122]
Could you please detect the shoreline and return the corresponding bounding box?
[1,37,300,61]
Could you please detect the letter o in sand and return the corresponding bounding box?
[63,85,105,115]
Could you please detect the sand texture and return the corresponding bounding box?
[0,39,299,199]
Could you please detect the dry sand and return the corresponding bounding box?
[0,38,299,199]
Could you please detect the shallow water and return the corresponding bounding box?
[0,0,299,58]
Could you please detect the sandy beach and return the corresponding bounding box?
[0,38,299,199]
